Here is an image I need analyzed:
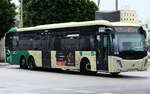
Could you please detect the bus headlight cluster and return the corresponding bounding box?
[144,59,148,66]
[117,60,123,68]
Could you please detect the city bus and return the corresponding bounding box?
[5,20,148,75]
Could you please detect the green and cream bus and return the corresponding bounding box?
[5,20,148,75]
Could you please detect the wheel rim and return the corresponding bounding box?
[20,57,26,68]
[29,57,35,69]
[85,63,91,71]
[22,59,25,65]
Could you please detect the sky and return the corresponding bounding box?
[12,0,150,21]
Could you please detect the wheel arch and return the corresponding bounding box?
[80,57,91,69]
[80,57,90,65]
[80,56,97,72]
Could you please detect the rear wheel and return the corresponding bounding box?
[20,57,27,69]
[28,56,36,70]
[80,59,91,74]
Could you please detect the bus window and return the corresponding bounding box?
[12,36,19,50]
[18,33,41,50]
[79,35,95,51]
[5,33,13,50]
[61,33,80,50]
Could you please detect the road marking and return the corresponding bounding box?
[52,88,95,93]
[53,88,114,94]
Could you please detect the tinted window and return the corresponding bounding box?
[80,35,95,51]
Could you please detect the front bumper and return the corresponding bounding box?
[108,56,148,73]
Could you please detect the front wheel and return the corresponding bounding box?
[80,60,91,74]
[20,57,28,69]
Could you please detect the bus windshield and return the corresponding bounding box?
[113,27,146,52]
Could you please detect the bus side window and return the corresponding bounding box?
[80,35,95,51]
[5,33,14,50]
[61,33,80,51]
[54,37,61,50]
[32,34,41,50]
[19,34,32,50]
[12,36,19,50]
[90,36,95,50]
[18,33,42,50]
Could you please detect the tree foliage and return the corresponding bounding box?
[23,0,98,27]
[0,0,16,39]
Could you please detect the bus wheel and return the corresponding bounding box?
[28,56,36,70]
[20,56,28,69]
[80,59,91,74]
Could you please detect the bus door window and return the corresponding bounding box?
[103,35,108,61]
[103,34,113,61]
[97,34,105,59]
[54,36,61,51]
[96,33,112,70]
[49,36,55,50]
[32,33,41,50]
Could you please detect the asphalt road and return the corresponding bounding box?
[0,65,150,94]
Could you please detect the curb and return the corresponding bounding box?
[0,63,9,66]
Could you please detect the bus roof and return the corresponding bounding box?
[111,22,142,27]
[17,20,111,32]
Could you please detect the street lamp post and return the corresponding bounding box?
[116,0,118,11]
[20,0,23,27]
[97,0,100,9]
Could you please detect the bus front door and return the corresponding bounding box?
[97,34,112,71]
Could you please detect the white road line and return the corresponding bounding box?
[52,88,115,94]
[52,88,95,93]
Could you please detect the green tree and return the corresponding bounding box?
[23,0,98,27]
[0,0,16,39]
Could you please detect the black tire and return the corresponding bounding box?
[28,56,36,70]
[20,57,28,69]
[80,60,91,74]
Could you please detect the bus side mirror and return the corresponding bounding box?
[105,28,115,38]
[139,27,146,38]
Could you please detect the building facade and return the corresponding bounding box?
[120,10,139,24]
[95,10,140,24]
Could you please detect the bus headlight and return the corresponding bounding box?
[117,60,123,68]
[144,59,148,66]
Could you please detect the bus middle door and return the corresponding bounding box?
[41,34,51,68]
